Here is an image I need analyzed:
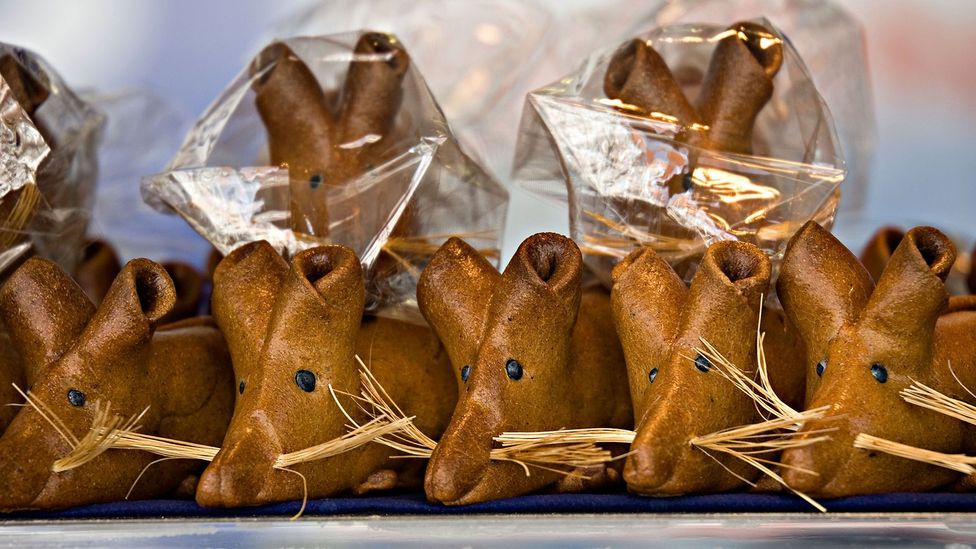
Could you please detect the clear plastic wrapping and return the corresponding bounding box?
[142,32,508,319]
[0,44,104,275]
[514,18,845,285]
[643,0,874,214]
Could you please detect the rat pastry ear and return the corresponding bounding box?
[84,259,177,351]
[502,233,582,325]
[695,21,783,154]
[859,226,905,283]
[338,32,410,146]
[860,226,954,345]
[417,237,499,385]
[251,42,336,236]
[611,246,687,412]
[268,245,365,358]
[777,221,874,368]
[212,241,289,380]
[604,38,701,126]
[0,258,94,383]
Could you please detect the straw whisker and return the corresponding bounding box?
[854,433,976,475]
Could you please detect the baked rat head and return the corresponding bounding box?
[196,241,455,507]
[418,233,632,505]
[612,239,804,495]
[0,257,233,511]
[778,221,976,496]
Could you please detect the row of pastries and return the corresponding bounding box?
[0,20,972,514]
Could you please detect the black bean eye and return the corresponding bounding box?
[67,389,85,407]
[816,359,827,377]
[460,365,471,382]
[505,359,523,380]
[239,380,246,395]
[295,370,316,392]
[682,172,694,192]
[648,368,659,383]
[694,354,711,373]
[870,363,888,383]
[309,174,323,189]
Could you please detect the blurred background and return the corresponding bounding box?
[0,0,973,264]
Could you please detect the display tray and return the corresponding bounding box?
[5,491,976,520]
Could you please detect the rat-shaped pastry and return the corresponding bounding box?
[778,221,976,496]
[0,256,234,511]
[0,53,51,264]
[611,239,805,495]
[417,233,632,505]
[195,240,456,507]
[252,32,409,237]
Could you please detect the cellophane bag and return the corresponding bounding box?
[513,18,845,286]
[0,44,104,275]
[641,0,874,214]
[142,31,508,320]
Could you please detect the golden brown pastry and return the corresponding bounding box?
[159,261,203,323]
[778,221,976,496]
[195,240,456,507]
[695,21,783,155]
[0,257,234,511]
[611,239,804,494]
[418,233,632,505]
[0,53,51,268]
[74,239,122,303]
[0,326,24,433]
[859,226,904,284]
[604,21,782,198]
[252,33,409,237]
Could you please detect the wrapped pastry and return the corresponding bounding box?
[604,21,782,195]
[0,257,233,511]
[0,45,103,276]
[252,32,409,237]
[611,240,804,494]
[778,221,976,495]
[514,18,842,287]
[143,31,508,319]
[418,233,632,505]
[196,240,456,507]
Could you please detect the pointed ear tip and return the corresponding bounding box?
[611,247,658,283]
[216,240,279,273]
[904,225,957,272]
[122,258,177,322]
[438,236,477,257]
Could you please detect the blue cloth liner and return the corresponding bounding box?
[5,491,976,519]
